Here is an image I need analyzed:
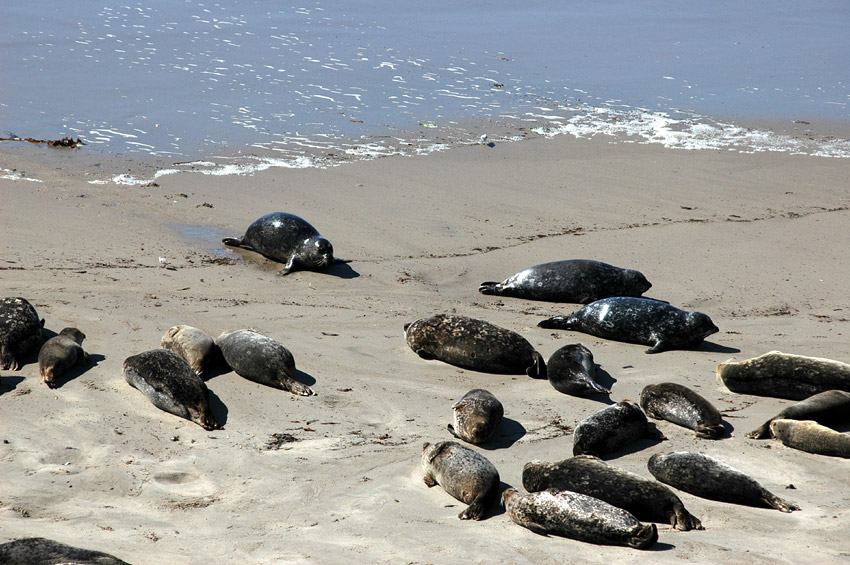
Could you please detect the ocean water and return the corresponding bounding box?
[2,1,849,182]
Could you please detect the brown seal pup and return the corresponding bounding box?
[161,325,219,377]
[522,455,702,531]
[573,401,664,457]
[539,297,718,354]
[769,419,850,458]
[717,351,850,400]
[123,349,221,430]
[748,390,850,439]
[546,343,610,396]
[421,441,500,520]
[502,488,658,549]
[447,388,504,445]
[216,329,314,396]
[648,451,800,512]
[0,296,44,370]
[37,327,89,388]
[639,382,725,438]
[404,314,545,378]
[0,537,129,565]
[478,259,652,303]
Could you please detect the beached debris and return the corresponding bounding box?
[0,135,85,148]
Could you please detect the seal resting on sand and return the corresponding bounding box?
[546,344,609,396]
[717,351,850,400]
[161,325,219,377]
[421,440,500,520]
[38,327,89,388]
[0,296,43,370]
[447,388,504,445]
[216,329,314,396]
[573,401,664,457]
[0,537,129,565]
[639,382,725,438]
[747,390,850,439]
[770,419,850,458]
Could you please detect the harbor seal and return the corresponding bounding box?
[421,440,500,520]
[539,297,718,354]
[0,537,129,565]
[222,211,349,275]
[573,401,664,457]
[478,259,651,303]
[769,419,850,458]
[161,325,219,377]
[639,382,725,438]
[216,329,314,396]
[0,296,44,370]
[717,351,850,400]
[404,314,545,378]
[502,488,658,549]
[447,388,504,445]
[546,343,610,396]
[748,390,850,439]
[648,451,800,513]
[123,349,221,430]
[523,455,702,531]
[38,327,89,388]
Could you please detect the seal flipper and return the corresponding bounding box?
[627,523,659,550]
[222,236,245,247]
[747,421,773,439]
[763,491,800,513]
[537,315,572,330]
[478,282,503,295]
[459,488,498,520]
[526,351,547,379]
[671,505,703,531]
[645,337,669,354]
[333,257,352,264]
[446,423,459,438]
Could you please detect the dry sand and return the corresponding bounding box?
[2,133,850,564]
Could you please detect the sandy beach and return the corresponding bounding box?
[2,132,850,564]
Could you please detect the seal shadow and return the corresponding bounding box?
[720,419,736,437]
[645,541,676,552]
[200,356,233,382]
[317,261,359,279]
[207,388,229,428]
[694,341,740,354]
[0,375,26,396]
[51,353,106,389]
[600,433,666,460]
[479,417,526,450]
[293,368,317,388]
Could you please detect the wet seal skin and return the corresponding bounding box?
[38,327,89,388]
[421,440,500,520]
[769,419,850,458]
[546,344,610,396]
[447,389,504,445]
[0,537,130,565]
[573,401,664,457]
[640,382,725,438]
[717,351,850,400]
[747,390,850,439]
[0,296,44,371]
[216,329,314,396]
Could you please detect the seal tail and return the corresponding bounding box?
[478,282,503,296]
[537,315,572,330]
[628,523,658,550]
[526,351,547,380]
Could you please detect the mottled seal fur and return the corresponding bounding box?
[523,455,702,531]
[38,327,89,388]
[0,537,129,565]
[161,325,219,376]
[447,389,504,445]
[123,349,221,430]
[573,401,663,457]
[648,451,800,512]
[216,329,314,396]
[770,419,850,458]
[222,211,348,275]
[404,314,545,378]
[421,440,500,520]
[748,390,850,439]
[502,488,658,549]
[717,351,850,400]
[0,296,44,370]
[546,344,609,396]
[479,259,651,303]
[539,297,718,354]
[640,382,725,438]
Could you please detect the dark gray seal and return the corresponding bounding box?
[648,451,800,513]
[523,455,702,531]
[717,351,850,400]
[404,314,545,378]
[770,419,850,458]
[447,388,504,445]
[573,401,663,457]
[640,382,725,438]
[222,211,348,275]
[546,343,609,396]
[161,325,219,377]
[38,327,89,388]
[216,329,314,396]
[539,297,718,354]
[479,259,651,303]
[421,440,500,520]
[502,488,658,549]
[123,349,221,430]
[0,537,129,565]
[0,296,44,370]
[748,390,850,439]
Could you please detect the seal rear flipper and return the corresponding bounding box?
[627,523,658,550]
[526,351,547,379]
[446,423,460,439]
[763,492,800,513]
[281,377,315,396]
[671,505,703,531]
[537,316,571,329]
[746,421,773,439]
[696,423,726,439]
[478,282,503,296]
[459,493,494,520]
[222,236,244,247]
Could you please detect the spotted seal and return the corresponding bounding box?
[0,296,44,370]
[573,401,664,457]
[502,488,658,549]
[769,419,850,458]
[123,349,221,430]
[447,388,504,445]
[522,455,702,531]
[216,329,314,396]
[717,351,850,400]
[404,314,545,378]
[748,390,850,439]
[479,259,651,303]
[38,327,89,388]
[648,451,800,512]
[0,537,129,565]
[421,440,500,520]
[161,325,219,377]
[222,211,349,275]
[639,382,725,438]
[539,297,718,354]
[546,343,609,396]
